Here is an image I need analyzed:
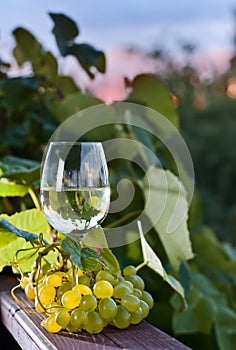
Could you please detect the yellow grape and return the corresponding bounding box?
[73,284,92,296]
[61,290,81,309]
[39,285,56,306]
[25,283,35,300]
[46,274,62,287]
[57,281,72,300]
[93,280,113,299]
[35,298,45,313]
[43,314,62,333]
[21,276,30,290]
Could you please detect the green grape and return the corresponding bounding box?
[121,295,140,312]
[93,280,113,299]
[46,274,62,288]
[130,307,143,324]
[125,274,145,291]
[142,291,154,309]
[77,275,91,287]
[133,288,142,299]
[113,305,130,329]
[71,308,88,328]
[96,270,116,286]
[39,285,56,306]
[61,290,81,309]
[57,281,72,300]
[118,276,125,282]
[119,280,134,292]
[85,311,104,334]
[66,268,73,282]
[55,309,71,327]
[80,294,97,312]
[98,298,118,320]
[66,321,79,333]
[44,314,62,333]
[113,284,131,299]
[140,300,149,318]
[123,265,136,276]
[25,283,35,300]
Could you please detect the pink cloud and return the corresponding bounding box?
[89,47,157,103]
[193,47,232,78]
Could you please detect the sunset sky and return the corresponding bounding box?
[1,0,236,101]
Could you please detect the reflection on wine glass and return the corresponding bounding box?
[40,142,110,241]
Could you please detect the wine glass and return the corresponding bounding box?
[40,141,110,243]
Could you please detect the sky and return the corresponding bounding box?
[1,0,236,101]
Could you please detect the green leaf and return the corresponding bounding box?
[101,248,121,278]
[172,286,215,334]
[0,209,51,272]
[50,91,102,123]
[127,74,179,128]
[62,236,106,272]
[67,43,106,78]
[138,222,185,302]
[0,156,40,185]
[0,218,47,243]
[49,13,105,78]
[62,238,83,270]
[81,247,105,272]
[49,13,79,56]
[82,226,108,249]
[143,166,194,270]
[13,27,58,80]
[0,179,28,197]
[13,28,42,66]
[2,77,39,110]
[215,307,236,350]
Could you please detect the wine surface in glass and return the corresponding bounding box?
[41,186,110,234]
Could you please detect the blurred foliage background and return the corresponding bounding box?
[1,12,236,350]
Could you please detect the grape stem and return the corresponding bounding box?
[28,187,41,210]
[135,261,148,272]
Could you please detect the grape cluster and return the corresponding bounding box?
[22,265,154,334]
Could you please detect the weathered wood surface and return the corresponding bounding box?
[0,276,191,350]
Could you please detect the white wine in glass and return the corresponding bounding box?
[40,142,110,240]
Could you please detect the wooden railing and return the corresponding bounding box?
[0,275,191,350]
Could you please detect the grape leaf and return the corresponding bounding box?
[0,217,47,243]
[61,236,83,270]
[0,155,40,185]
[215,307,236,350]
[143,166,194,270]
[0,179,29,197]
[83,226,120,276]
[101,248,121,278]
[82,226,108,249]
[127,74,179,128]
[0,209,51,272]
[62,235,106,272]
[138,221,185,303]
